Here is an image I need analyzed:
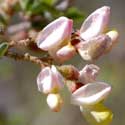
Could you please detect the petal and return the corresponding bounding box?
[48,43,76,63]
[106,30,119,43]
[36,16,73,51]
[47,93,63,112]
[76,34,111,61]
[71,82,111,106]
[80,103,113,125]
[48,47,60,62]
[37,66,64,94]
[105,30,119,53]
[80,6,110,40]
[51,65,64,89]
[37,67,53,94]
[79,64,100,84]
[56,44,76,62]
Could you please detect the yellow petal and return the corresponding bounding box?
[80,103,113,125]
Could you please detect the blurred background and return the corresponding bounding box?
[0,0,125,125]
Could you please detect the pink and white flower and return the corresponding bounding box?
[37,65,64,94]
[76,6,119,61]
[36,16,73,62]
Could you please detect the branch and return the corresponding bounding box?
[8,37,44,52]
[3,30,79,68]
[5,51,53,67]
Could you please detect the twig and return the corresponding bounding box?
[8,37,45,52]
[5,51,52,67]
[4,30,79,68]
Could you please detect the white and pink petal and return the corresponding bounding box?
[80,6,110,40]
[71,82,111,106]
[36,16,73,51]
[37,65,64,94]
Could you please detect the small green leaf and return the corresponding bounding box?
[80,103,113,125]
[0,42,9,58]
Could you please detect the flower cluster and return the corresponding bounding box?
[36,6,119,125]
[36,6,118,62]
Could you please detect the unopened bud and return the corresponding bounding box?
[58,65,79,80]
[47,93,63,112]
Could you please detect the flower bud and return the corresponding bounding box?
[36,16,73,51]
[56,43,76,62]
[37,65,64,94]
[71,82,111,106]
[76,34,111,61]
[47,93,63,112]
[58,65,79,80]
[80,6,110,40]
[79,64,100,84]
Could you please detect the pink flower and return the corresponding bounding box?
[70,64,111,106]
[36,16,73,51]
[37,65,64,94]
[76,6,119,61]
[71,82,111,106]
